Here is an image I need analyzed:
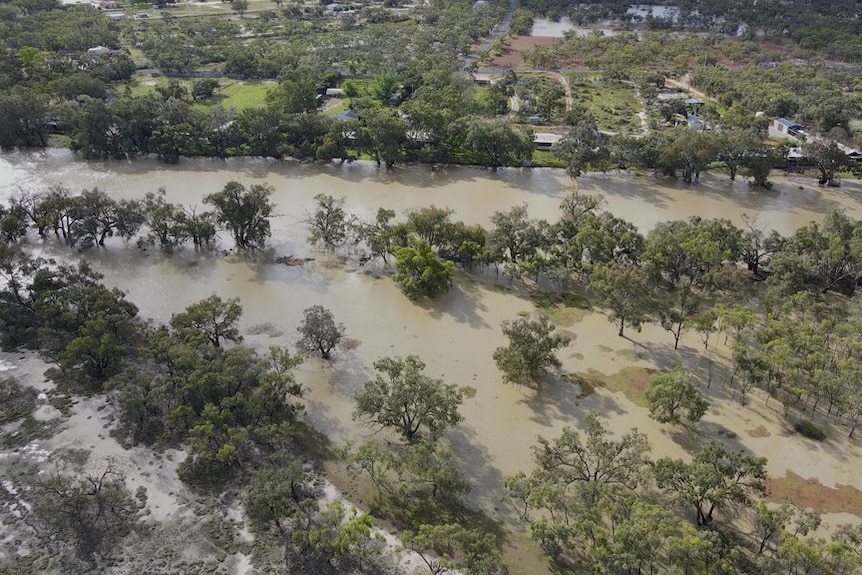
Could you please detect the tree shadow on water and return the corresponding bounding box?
[663,419,759,458]
[447,425,516,526]
[414,276,491,329]
[517,371,628,428]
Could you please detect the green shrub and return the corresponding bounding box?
[795,420,826,441]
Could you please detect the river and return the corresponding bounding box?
[2,149,861,530]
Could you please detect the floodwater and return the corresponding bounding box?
[2,149,861,528]
[627,4,682,21]
[530,17,621,38]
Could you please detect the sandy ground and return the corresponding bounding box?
[46,396,188,522]
[0,151,860,570]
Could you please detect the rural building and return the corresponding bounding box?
[533,133,563,151]
[325,88,345,97]
[772,118,804,141]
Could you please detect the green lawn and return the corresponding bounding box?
[121,77,273,112]
[322,98,351,117]
[566,74,644,133]
[531,150,566,168]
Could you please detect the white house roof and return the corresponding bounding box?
[533,133,563,145]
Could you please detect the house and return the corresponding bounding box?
[528,116,541,126]
[325,88,345,97]
[533,133,563,151]
[772,118,804,141]
[335,109,358,122]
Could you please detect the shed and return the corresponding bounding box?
[533,133,563,151]
[473,73,494,85]
[325,88,345,97]
[773,117,803,139]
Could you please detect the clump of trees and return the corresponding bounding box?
[503,412,854,574]
[645,369,709,424]
[394,239,457,299]
[493,316,570,385]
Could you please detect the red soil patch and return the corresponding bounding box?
[490,35,560,68]
[767,471,862,517]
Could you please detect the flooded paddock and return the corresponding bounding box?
[2,149,861,529]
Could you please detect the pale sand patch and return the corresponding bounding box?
[0,350,52,393]
[47,396,188,522]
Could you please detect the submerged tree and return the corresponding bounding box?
[645,369,709,424]
[305,193,352,251]
[296,305,345,360]
[493,316,569,385]
[353,355,463,443]
[590,262,653,336]
[804,138,847,185]
[533,413,651,491]
[393,238,456,299]
[204,181,273,250]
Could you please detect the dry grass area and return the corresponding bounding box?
[489,35,558,67]
[579,366,656,407]
[746,425,772,438]
[767,472,862,516]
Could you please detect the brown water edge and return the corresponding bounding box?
[3,149,862,235]
[2,150,861,541]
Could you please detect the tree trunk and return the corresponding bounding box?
[618,318,625,337]
[707,359,712,390]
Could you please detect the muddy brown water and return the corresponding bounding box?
[2,149,861,527]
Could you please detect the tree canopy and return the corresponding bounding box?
[353,355,464,443]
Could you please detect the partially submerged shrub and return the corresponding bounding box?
[795,420,826,441]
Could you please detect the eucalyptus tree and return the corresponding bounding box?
[204,181,274,250]
[353,355,463,443]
